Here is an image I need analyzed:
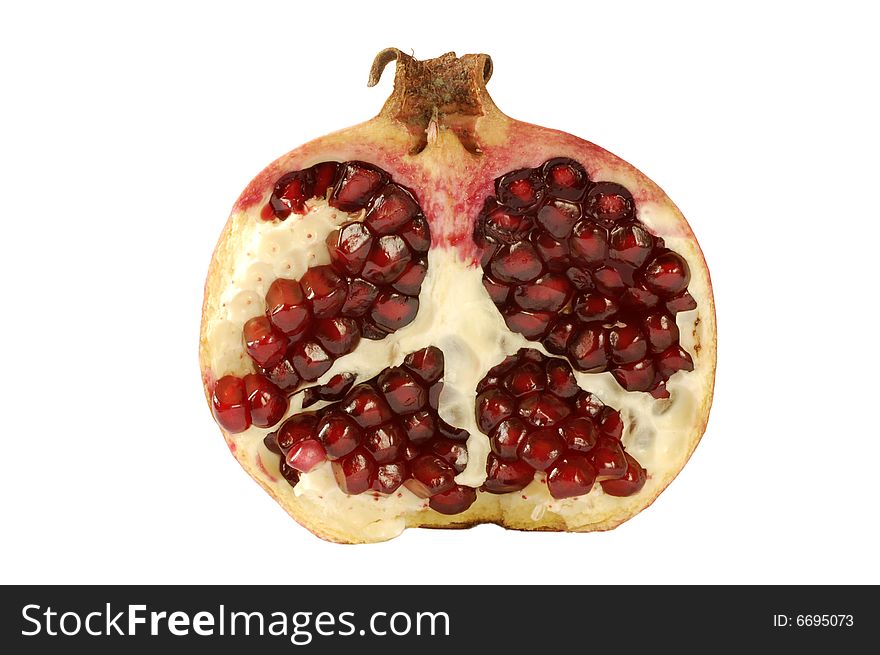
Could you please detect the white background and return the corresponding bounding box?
[1,1,878,585]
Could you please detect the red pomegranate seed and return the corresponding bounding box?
[372,461,408,494]
[313,316,360,356]
[301,372,356,408]
[612,359,658,392]
[519,428,565,471]
[490,241,544,284]
[378,367,427,413]
[476,389,515,432]
[483,276,510,304]
[543,317,577,355]
[608,322,648,365]
[599,408,624,440]
[430,439,469,473]
[496,168,544,212]
[565,266,594,291]
[404,346,444,384]
[211,375,251,433]
[242,316,287,369]
[545,360,579,398]
[332,448,377,494]
[656,345,694,378]
[610,224,654,268]
[503,308,553,339]
[482,201,534,244]
[483,455,535,493]
[361,234,412,284]
[310,161,340,198]
[569,221,609,264]
[537,199,580,239]
[490,418,529,458]
[340,384,393,428]
[243,373,288,428]
[512,273,572,312]
[559,416,599,452]
[330,161,385,212]
[327,221,373,276]
[260,355,301,393]
[265,278,311,337]
[533,230,570,269]
[585,182,634,225]
[315,411,362,459]
[279,459,300,486]
[547,454,597,499]
[300,265,347,318]
[589,436,628,480]
[542,158,589,200]
[592,265,626,296]
[568,325,609,372]
[429,485,477,515]
[370,291,418,331]
[503,362,546,397]
[391,259,427,295]
[341,279,379,317]
[620,283,660,311]
[574,391,605,419]
[401,410,436,444]
[601,453,647,496]
[365,184,419,234]
[643,313,679,353]
[666,291,697,314]
[264,432,281,454]
[406,455,457,498]
[364,422,406,464]
[270,170,313,218]
[361,320,390,340]
[643,251,691,296]
[276,413,318,451]
[438,418,469,442]
[518,392,572,428]
[574,292,618,321]
[290,339,332,381]
[399,216,431,253]
[285,438,327,473]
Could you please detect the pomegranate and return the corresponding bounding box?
[200,49,716,543]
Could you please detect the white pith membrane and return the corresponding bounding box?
[204,189,713,541]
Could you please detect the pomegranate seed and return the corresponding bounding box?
[547,455,597,499]
[316,411,362,459]
[568,326,609,372]
[290,339,332,381]
[279,458,300,486]
[332,448,377,495]
[361,235,412,284]
[340,384,392,428]
[326,221,373,276]
[574,391,605,419]
[243,373,288,428]
[608,322,648,364]
[313,316,360,356]
[545,360,579,398]
[512,273,572,312]
[496,168,544,213]
[643,251,691,296]
[438,418,469,442]
[542,158,589,200]
[543,317,577,355]
[585,182,634,225]
[643,313,679,353]
[537,199,580,239]
[265,278,311,337]
[401,410,436,444]
[404,346,444,384]
[490,418,529,459]
[601,453,647,496]
[429,485,477,515]
[399,216,431,253]
[589,436,628,480]
[276,413,318,451]
[574,292,618,321]
[285,438,327,473]
[560,416,599,452]
[430,439,469,473]
[569,221,609,264]
[483,276,510,304]
[566,266,594,291]
[370,291,418,331]
[301,372,356,407]
[402,443,420,461]
[612,359,658,392]
[211,375,251,433]
[518,392,572,428]
[599,409,624,440]
[519,428,565,471]
[620,283,660,311]
[365,184,419,234]
[361,320,391,340]
[270,170,313,218]
[330,161,385,212]
[610,224,654,268]
[243,316,287,369]
[340,279,379,317]
[482,201,533,244]
[372,461,408,494]
[378,367,427,413]
[592,265,626,296]
[656,345,694,378]
[406,455,457,498]
[300,265,347,318]
[533,230,570,269]
[483,455,535,493]
[503,308,553,339]
[503,362,546,397]
[264,433,281,454]
[666,291,697,314]
[364,422,406,464]
[476,389,515,432]
[391,259,427,295]
[490,241,544,284]
[260,356,301,393]
[310,161,340,198]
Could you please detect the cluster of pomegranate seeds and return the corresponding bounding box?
[264,346,477,515]
[248,161,430,397]
[474,158,696,397]
[475,349,646,499]
[211,373,289,433]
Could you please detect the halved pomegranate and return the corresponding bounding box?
[200,49,716,543]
